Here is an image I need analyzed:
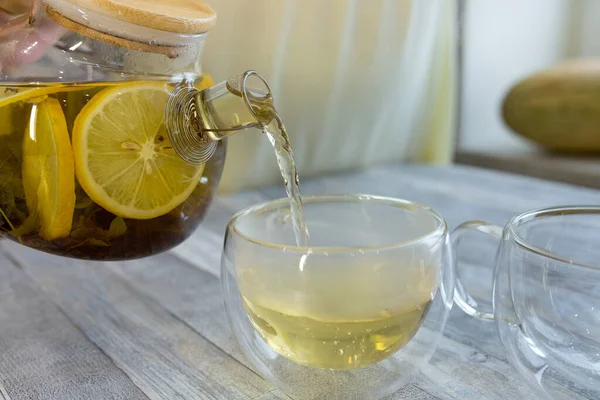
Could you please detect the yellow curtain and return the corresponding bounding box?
[203,0,457,193]
[417,0,458,164]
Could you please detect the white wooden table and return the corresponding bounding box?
[2,164,598,400]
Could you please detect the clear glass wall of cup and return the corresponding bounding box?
[453,206,600,399]
[221,195,454,399]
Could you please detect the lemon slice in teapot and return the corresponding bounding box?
[0,86,81,108]
[22,98,76,241]
[72,81,206,220]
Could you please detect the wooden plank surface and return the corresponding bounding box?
[105,249,531,400]
[2,164,599,399]
[2,245,274,400]
[0,252,148,400]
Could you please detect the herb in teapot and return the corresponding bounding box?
[0,79,225,260]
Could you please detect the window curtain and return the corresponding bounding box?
[203,0,457,193]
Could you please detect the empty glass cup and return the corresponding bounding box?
[221,195,454,399]
[454,206,600,400]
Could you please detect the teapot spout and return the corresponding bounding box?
[166,70,275,165]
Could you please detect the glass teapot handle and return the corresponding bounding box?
[0,0,40,38]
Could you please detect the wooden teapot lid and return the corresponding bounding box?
[46,0,216,57]
[63,0,217,34]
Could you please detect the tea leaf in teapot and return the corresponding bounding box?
[73,215,98,229]
[85,238,110,247]
[0,129,24,201]
[71,214,125,242]
[0,170,25,201]
[0,177,15,204]
[0,206,15,231]
[71,226,109,241]
[10,211,40,242]
[69,238,110,250]
[108,217,127,238]
[0,138,19,164]
[0,172,26,231]
[0,105,12,136]
[75,196,94,209]
[0,189,16,230]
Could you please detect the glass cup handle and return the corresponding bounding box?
[451,221,503,321]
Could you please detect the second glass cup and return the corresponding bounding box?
[454,206,600,400]
[221,195,454,399]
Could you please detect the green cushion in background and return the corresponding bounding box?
[502,59,600,153]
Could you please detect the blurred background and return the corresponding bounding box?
[205,0,456,193]
[457,0,600,189]
[205,0,600,193]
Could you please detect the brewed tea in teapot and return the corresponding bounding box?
[0,0,306,260]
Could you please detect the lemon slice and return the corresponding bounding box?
[0,86,83,108]
[22,98,76,240]
[72,81,205,220]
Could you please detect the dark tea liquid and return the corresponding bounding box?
[0,80,225,260]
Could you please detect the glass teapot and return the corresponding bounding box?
[0,0,273,260]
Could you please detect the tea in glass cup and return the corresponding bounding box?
[221,195,454,399]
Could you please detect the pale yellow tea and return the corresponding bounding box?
[0,79,224,260]
[236,241,439,370]
[243,297,431,370]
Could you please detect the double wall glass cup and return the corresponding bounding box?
[454,206,600,399]
[221,195,454,399]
